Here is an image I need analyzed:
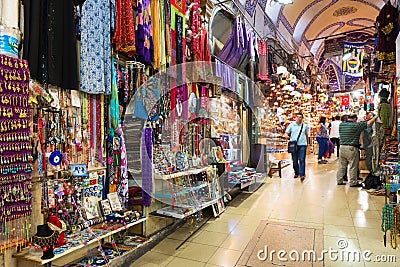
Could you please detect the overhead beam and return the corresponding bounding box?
[307,25,376,42]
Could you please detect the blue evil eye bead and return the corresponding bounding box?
[97,185,103,190]
[49,151,63,166]
[54,248,65,254]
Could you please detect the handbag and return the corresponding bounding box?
[288,123,303,153]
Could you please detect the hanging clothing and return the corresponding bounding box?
[22,0,79,89]
[135,0,154,66]
[215,58,234,91]
[376,1,399,63]
[256,40,269,81]
[217,17,246,68]
[150,0,161,69]
[113,0,136,56]
[80,0,112,94]
[378,102,391,128]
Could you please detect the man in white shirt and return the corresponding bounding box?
[329,115,341,157]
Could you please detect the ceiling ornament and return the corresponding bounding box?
[333,6,358,17]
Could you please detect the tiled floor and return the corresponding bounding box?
[131,157,397,267]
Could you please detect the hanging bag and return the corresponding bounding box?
[288,123,303,154]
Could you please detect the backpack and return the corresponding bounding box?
[362,173,382,190]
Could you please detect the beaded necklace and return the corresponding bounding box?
[382,203,393,232]
[391,205,400,249]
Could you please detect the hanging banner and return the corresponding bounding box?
[342,42,365,77]
[341,95,350,106]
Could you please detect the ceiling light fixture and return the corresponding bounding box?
[274,0,293,4]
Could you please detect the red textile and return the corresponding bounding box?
[113,0,136,56]
[256,40,268,81]
[47,215,65,247]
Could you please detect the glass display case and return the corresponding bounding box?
[209,95,243,165]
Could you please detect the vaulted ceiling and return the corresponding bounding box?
[262,0,386,91]
[267,0,384,57]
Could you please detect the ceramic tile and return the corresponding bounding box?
[353,217,381,229]
[220,234,251,251]
[324,215,354,226]
[351,209,381,219]
[191,231,229,247]
[177,243,219,262]
[151,238,188,256]
[131,251,174,267]
[324,225,358,239]
[168,227,201,241]
[166,257,206,267]
[134,159,389,267]
[207,248,242,267]
[203,220,239,234]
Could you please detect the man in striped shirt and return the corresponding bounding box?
[337,113,378,187]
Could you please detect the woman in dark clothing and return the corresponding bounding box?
[316,116,329,164]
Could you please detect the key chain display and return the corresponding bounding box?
[0,54,32,249]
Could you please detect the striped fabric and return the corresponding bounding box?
[339,121,367,145]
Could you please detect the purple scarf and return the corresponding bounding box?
[141,127,153,206]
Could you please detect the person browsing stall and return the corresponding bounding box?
[330,115,341,157]
[337,113,378,187]
[284,113,310,182]
[316,116,329,164]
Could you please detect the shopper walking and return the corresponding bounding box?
[337,113,378,187]
[329,115,341,157]
[284,113,310,182]
[316,116,329,164]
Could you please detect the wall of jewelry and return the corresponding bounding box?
[0,55,33,249]
[209,94,243,164]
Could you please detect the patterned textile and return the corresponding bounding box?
[376,2,398,63]
[245,0,258,17]
[118,130,129,208]
[80,0,112,94]
[141,128,153,207]
[113,0,136,56]
[256,40,268,81]
[135,0,154,65]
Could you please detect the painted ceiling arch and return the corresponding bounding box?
[277,0,386,53]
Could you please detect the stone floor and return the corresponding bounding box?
[130,156,397,267]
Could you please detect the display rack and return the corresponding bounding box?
[13,218,147,266]
[153,166,224,219]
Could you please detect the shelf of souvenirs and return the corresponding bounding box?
[45,235,152,267]
[31,165,107,181]
[153,166,211,180]
[154,183,209,199]
[13,217,148,265]
[156,198,220,219]
[228,168,264,189]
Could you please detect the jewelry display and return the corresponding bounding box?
[0,55,32,249]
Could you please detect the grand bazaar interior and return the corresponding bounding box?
[0,0,400,266]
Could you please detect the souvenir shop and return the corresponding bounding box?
[0,0,289,265]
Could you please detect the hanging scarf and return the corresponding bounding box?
[118,129,129,208]
[141,127,153,206]
[110,58,120,130]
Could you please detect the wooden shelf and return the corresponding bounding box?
[13,218,147,265]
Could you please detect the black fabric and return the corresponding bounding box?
[362,173,381,190]
[22,0,79,89]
